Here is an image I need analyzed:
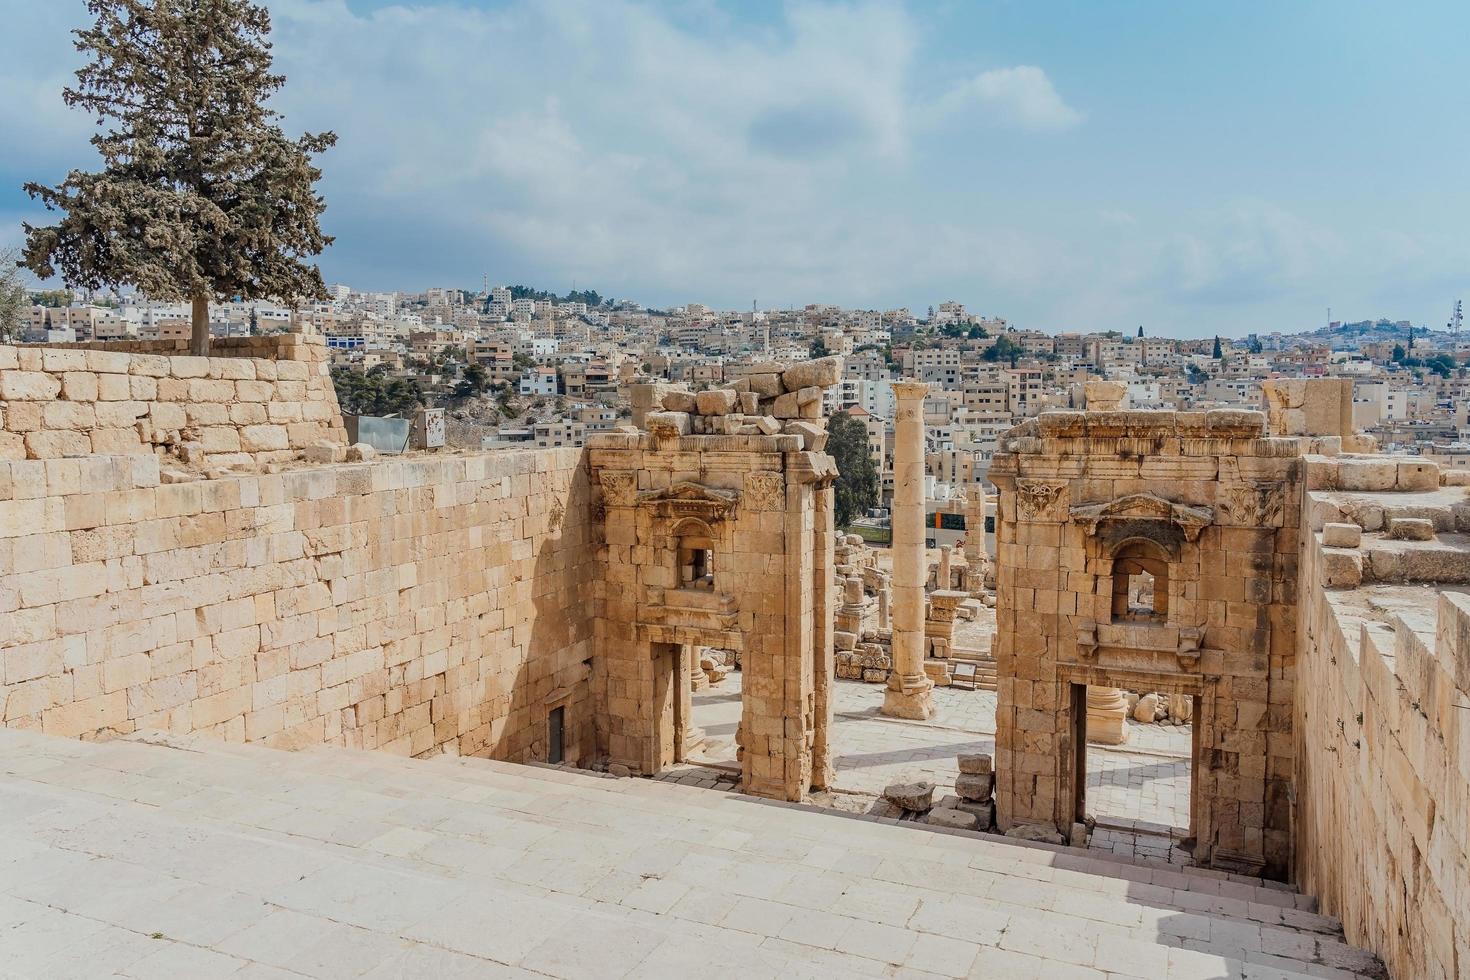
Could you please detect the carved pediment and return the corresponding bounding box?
[1070,492,1213,542]
[635,481,739,519]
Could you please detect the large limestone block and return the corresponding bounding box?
[957,752,993,775]
[748,373,783,397]
[1,371,62,401]
[695,389,738,416]
[1322,522,1362,548]
[1084,380,1127,411]
[883,780,935,812]
[781,355,842,391]
[662,390,697,413]
[924,807,979,830]
[955,772,994,801]
[1004,823,1065,844]
[781,420,828,451]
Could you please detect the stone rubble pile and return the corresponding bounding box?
[881,752,998,833]
[645,355,843,442]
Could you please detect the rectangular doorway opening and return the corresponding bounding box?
[1077,684,1196,866]
[547,706,565,765]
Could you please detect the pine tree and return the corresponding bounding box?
[21,0,336,355]
[1136,325,1143,338]
[1212,335,1223,359]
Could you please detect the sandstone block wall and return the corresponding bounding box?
[0,335,346,466]
[0,449,599,765]
[990,409,1301,878]
[1295,468,1470,980]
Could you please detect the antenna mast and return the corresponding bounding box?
[1450,300,1462,347]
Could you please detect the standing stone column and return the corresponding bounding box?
[883,380,936,720]
[938,545,952,591]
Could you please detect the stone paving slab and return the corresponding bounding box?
[0,727,1382,980]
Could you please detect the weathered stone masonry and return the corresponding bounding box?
[990,409,1302,879]
[0,448,600,764]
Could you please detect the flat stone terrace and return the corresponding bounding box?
[0,729,1382,979]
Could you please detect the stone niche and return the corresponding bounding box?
[587,429,838,802]
[989,409,1301,879]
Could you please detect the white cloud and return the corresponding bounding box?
[932,65,1082,132]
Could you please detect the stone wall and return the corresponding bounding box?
[990,409,1302,878]
[0,335,346,466]
[1294,457,1469,980]
[0,448,600,765]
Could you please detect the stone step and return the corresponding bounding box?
[0,728,1382,979]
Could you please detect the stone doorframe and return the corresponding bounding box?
[1058,664,1211,861]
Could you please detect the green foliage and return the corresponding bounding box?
[1186,364,1211,384]
[1391,344,1406,362]
[1247,336,1264,354]
[940,323,964,339]
[511,351,534,370]
[827,410,878,528]
[21,0,336,352]
[0,249,27,343]
[506,285,603,307]
[1212,336,1223,359]
[967,324,987,340]
[453,362,489,399]
[331,366,424,417]
[980,335,1023,364]
[1424,353,1455,378]
[32,289,74,308]
[810,336,830,358]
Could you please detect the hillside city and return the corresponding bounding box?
[22,285,1470,507]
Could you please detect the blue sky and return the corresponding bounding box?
[3,0,1469,337]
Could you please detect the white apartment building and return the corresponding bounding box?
[519,367,559,396]
[839,378,896,420]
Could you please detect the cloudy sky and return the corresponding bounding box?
[3,0,1469,336]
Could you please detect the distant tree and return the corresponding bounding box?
[0,248,27,343]
[1212,336,1223,359]
[1137,325,1144,337]
[1247,336,1264,354]
[1424,353,1455,378]
[1186,364,1210,384]
[1407,325,1415,349]
[1391,344,1406,363]
[981,335,1023,365]
[21,0,336,355]
[452,362,489,399]
[331,366,424,417]
[967,324,987,340]
[810,336,830,358]
[828,410,878,528]
[941,323,964,339]
[32,289,75,308]
[511,351,534,370]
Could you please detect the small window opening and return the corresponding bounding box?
[678,537,715,590]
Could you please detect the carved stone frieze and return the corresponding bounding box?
[743,472,785,511]
[1218,483,1285,528]
[1016,481,1067,521]
[635,481,739,520]
[597,471,637,507]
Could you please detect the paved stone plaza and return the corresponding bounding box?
[685,673,1194,858]
[0,727,1381,979]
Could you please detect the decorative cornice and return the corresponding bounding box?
[1069,492,1213,542]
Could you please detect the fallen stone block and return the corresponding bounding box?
[1004,822,1065,845]
[302,441,345,464]
[346,442,377,462]
[1322,522,1362,548]
[607,763,632,778]
[781,420,827,451]
[883,780,935,812]
[923,808,979,831]
[662,390,697,413]
[781,355,842,391]
[1388,517,1435,541]
[748,373,783,397]
[695,389,738,416]
[955,772,993,802]
[957,752,993,775]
